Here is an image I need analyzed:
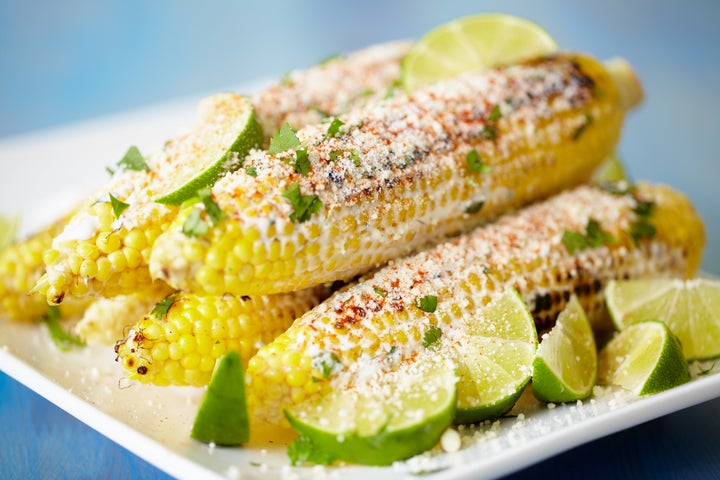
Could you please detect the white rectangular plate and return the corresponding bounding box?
[1,87,719,480]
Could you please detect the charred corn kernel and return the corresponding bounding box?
[74,284,172,345]
[252,40,411,140]
[246,182,704,425]
[152,53,642,297]
[115,286,330,387]
[0,216,88,322]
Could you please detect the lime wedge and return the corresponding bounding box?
[285,354,457,466]
[591,153,629,184]
[191,350,250,445]
[454,288,537,423]
[598,320,691,395]
[402,13,557,92]
[155,93,263,205]
[605,278,720,360]
[0,215,20,253]
[532,296,597,402]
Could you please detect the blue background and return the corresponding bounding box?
[1,1,719,478]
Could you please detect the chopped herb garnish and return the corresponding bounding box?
[572,113,593,141]
[388,345,398,355]
[360,88,375,97]
[329,149,360,166]
[562,218,616,254]
[597,180,633,196]
[182,208,209,237]
[287,436,335,466]
[384,79,402,99]
[117,146,150,172]
[279,72,293,86]
[325,117,345,138]
[422,325,443,348]
[43,306,85,351]
[317,53,342,65]
[308,105,330,118]
[105,166,116,176]
[108,193,129,218]
[282,182,322,223]
[245,165,258,177]
[349,149,361,167]
[416,295,438,313]
[151,293,178,319]
[633,200,656,218]
[312,352,340,379]
[373,286,387,297]
[268,123,301,154]
[482,124,497,142]
[466,149,491,174]
[488,104,503,122]
[292,149,311,175]
[630,220,656,244]
[465,200,485,214]
[197,188,227,225]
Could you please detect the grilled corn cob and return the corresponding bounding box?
[0,217,88,321]
[75,285,173,345]
[37,42,413,306]
[150,53,642,297]
[252,40,411,138]
[114,287,330,386]
[245,182,704,424]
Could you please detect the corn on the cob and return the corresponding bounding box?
[75,285,173,345]
[0,217,88,321]
[113,287,330,386]
[245,182,705,425]
[150,53,641,297]
[252,40,411,139]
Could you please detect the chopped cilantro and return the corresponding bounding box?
[422,325,443,348]
[572,113,593,141]
[466,149,491,174]
[465,200,485,214]
[633,200,656,218]
[562,218,616,254]
[43,306,85,351]
[384,79,402,99]
[105,166,116,176]
[630,220,656,245]
[488,104,502,122]
[287,435,335,466]
[182,208,209,237]
[117,146,150,172]
[245,165,258,177]
[317,53,342,65]
[268,123,301,154]
[279,72,293,86]
[360,88,375,97]
[108,193,129,218]
[308,105,330,118]
[151,293,178,319]
[415,295,438,313]
[373,286,387,297]
[349,149,361,167]
[325,118,345,138]
[282,182,323,223]
[312,352,340,379]
[482,124,497,142]
[292,149,311,175]
[197,188,226,225]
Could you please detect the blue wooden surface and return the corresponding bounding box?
[1,1,719,479]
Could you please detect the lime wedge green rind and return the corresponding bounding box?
[532,295,597,403]
[605,278,720,360]
[454,288,537,423]
[402,13,557,92]
[191,350,250,445]
[285,357,457,466]
[155,95,264,205]
[598,320,690,396]
[0,215,20,253]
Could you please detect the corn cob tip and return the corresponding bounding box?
[604,57,643,110]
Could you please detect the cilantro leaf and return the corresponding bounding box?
[182,208,209,237]
[308,105,330,118]
[349,149,361,167]
[585,219,617,248]
[488,104,502,122]
[282,182,322,223]
[43,306,85,351]
[466,149,491,174]
[108,193,129,218]
[197,188,226,225]
[312,352,341,379]
[630,220,656,245]
[287,435,335,466]
[384,79,402,99]
[151,293,178,319]
[317,53,342,65]
[245,165,257,177]
[562,230,587,255]
[422,325,443,348]
[465,200,485,214]
[293,149,311,175]
[415,295,438,313]
[572,113,593,141]
[482,124,497,142]
[373,286,387,298]
[325,118,345,138]
[633,200,656,218]
[268,123,301,154]
[117,146,150,172]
